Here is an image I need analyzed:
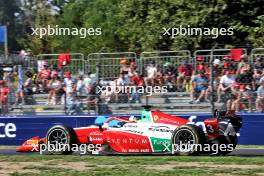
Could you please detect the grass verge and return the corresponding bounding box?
[0,155,263,176]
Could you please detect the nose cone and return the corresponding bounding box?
[16,136,40,152]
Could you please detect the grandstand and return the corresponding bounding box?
[0,48,264,115]
[9,92,224,115]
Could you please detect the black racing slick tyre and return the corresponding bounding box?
[172,124,205,156]
[217,135,237,155]
[45,125,77,155]
[217,122,238,155]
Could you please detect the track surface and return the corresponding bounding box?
[1,148,264,156]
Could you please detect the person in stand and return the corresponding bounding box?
[189,71,208,104]
[23,71,34,105]
[253,57,264,90]
[86,82,98,114]
[177,60,193,92]
[216,70,236,103]
[47,72,62,105]
[0,80,9,114]
[226,83,241,112]
[144,61,157,86]
[77,75,86,96]
[163,62,176,92]
[236,54,249,75]
[66,80,82,114]
[120,59,130,74]
[37,64,51,93]
[256,79,264,112]
[129,72,144,103]
[235,67,254,112]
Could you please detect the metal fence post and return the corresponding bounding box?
[95,63,100,114]
[250,48,264,64]
[210,44,218,114]
[64,91,67,115]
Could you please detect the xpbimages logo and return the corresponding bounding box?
[97,85,168,96]
[163,25,234,39]
[162,141,234,155]
[31,25,102,38]
[38,142,102,155]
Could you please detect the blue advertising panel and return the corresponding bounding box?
[0,113,263,145]
[0,26,7,43]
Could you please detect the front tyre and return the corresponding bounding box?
[172,125,205,156]
[45,125,77,155]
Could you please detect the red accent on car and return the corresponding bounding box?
[204,118,219,139]
[89,131,105,144]
[151,111,189,125]
[74,127,103,144]
[17,136,40,152]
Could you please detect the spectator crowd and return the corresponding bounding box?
[0,53,264,114]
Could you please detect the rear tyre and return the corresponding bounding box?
[217,122,238,155]
[216,135,237,155]
[172,125,205,156]
[45,125,77,155]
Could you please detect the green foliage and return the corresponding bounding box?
[248,15,264,47]
[0,0,23,51]
[17,1,59,54]
[56,0,122,53]
[1,0,264,54]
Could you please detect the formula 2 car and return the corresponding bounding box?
[17,106,242,155]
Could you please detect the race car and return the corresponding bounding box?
[17,106,242,155]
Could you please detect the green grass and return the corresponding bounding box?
[237,145,264,149]
[1,145,264,176]
[0,146,18,149]
[0,155,264,164]
[0,155,264,176]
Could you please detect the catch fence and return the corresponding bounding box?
[1,48,263,115]
[36,53,85,75]
[86,52,137,80]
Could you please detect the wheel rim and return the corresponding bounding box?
[47,128,69,151]
[174,129,196,152]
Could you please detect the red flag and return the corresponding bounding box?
[230,48,243,62]
[58,53,71,69]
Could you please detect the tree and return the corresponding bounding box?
[0,0,23,52]
[55,0,123,54]
[18,0,59,54]
[248,15,264,47]
[5,0,264,53]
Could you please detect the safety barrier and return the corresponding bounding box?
[86,52,137,79]
[36,53,85,75]
[140,50,192,74]
[0,113,263,146]
[193,48,258,112]
[250,48,264,64]
[194,48,248,72]
[1,48,263,116]
[0,54,33,67]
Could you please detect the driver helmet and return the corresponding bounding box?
[129,116,137,122]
